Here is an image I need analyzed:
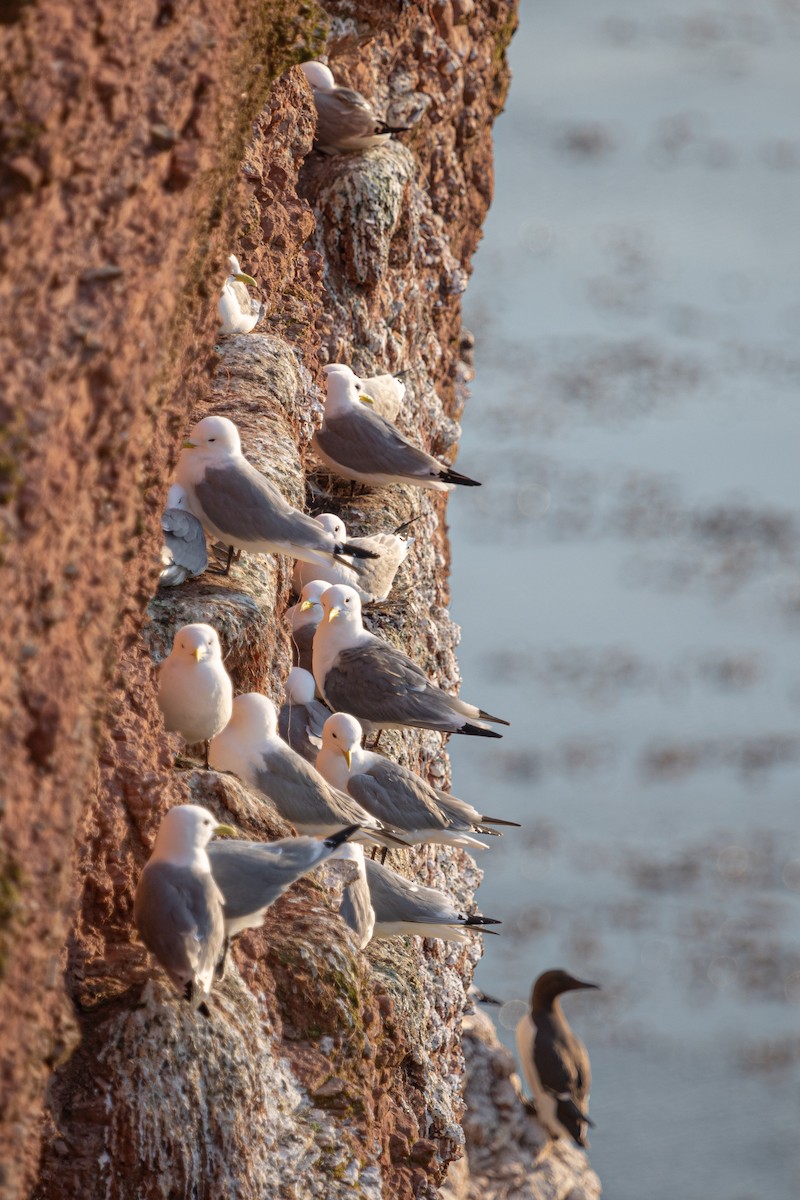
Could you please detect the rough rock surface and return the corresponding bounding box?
[442,1009,602,1200]
[0,1,599,1198]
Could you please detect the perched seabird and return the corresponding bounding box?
[291,513,412,603]
[159,483,208,588]
[300,60,409,154]
[285,579,328,672]
[208,693,405,851]
[317,713,491,850]
[358,371,406,422]
[218,254,265,335]
[157,624,233,762]
[515,969,599,1148]
[312,364,481,492]
[312,584,509,736]
[337,847,501,943]
[133,804,236,1009]
[277,667,330,764]
[208,824,360,937]
[176,415,379,571]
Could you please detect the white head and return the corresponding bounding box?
[315,512,347,541]
[183,415,242,459]
[228,692,278,739]
[169,623,223,664]
[320,583,362,629]
[300,60,336,91]
[321,712,363,766]
[149,804,232,864]
[224,254,257,287]
[299,579,330,615]
[165,483,188,510]
[322,363,374,417]
[285,667,317,705]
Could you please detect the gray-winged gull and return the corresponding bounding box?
[299,60,409,154]
[208,693,406,851]
[278,667,330,763]
[312,584,508,737]
[317,713,491,850]
[218,254,265,335]
[292,513,412,604]
[313,364,480,492]
[285,579,327,672]
[176,416,379,571]
[335,844,501,943]
[133,804,236,1009]
[515,969,599,1148]
[208,824,360,937]
[159,483,208,588]
[157,624,233,761]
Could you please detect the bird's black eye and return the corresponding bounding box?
[345,597,351,604]
[332,732,337,739]
[208,438,216,443]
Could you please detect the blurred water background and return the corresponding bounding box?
[447,2,800,1195]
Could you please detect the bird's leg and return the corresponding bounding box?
[370,846,379,860]
[371,730,384,751]
[204,741,210,769]
[223,545,236,575]
[348,480,356,500]
[380,847,389,866]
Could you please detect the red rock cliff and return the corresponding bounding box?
[0,3,598,1198]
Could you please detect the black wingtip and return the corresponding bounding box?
[464,914,502,927]
[460,723,503,738]
[478,710,510,726]
[440,467,481,487]
[481,816,522,828]
[324,824,362,849]
[378,122,412,135]
[339,541,379,560]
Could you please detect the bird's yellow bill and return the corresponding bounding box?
[340,748,352,769]
[183,440,196,449]
[193,647,204,661]
[359,393,374,405]
[300,599,316,612]
[213,824,238,838]
[328,606,342,623]
[234,272,257,287]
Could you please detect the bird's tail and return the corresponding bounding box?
[463,913,502,927]
[377,121,412,134]
[439,466,481,487]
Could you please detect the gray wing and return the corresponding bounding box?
[195,462,335,556]
[229,280,263,321]
[290,623,315,673]
[323,643,464,731]
[317,409,443,482]
[348,534,406,599]
[208,837,326,922]
[254,744,367,826]
[278,701,318,763]
[162,508,208,575]
[348,760,446,830]
[134,862,222,987]
[314,87,381,142]
[364,859,455,924]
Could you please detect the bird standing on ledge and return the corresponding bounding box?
[515,969,599,1147]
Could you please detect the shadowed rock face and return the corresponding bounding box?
[0,2,591,1197]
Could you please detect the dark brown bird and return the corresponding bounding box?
[515,969,599,1147]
